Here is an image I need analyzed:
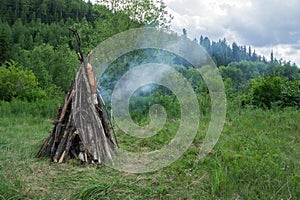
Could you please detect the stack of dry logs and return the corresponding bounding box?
[36,54,117,164]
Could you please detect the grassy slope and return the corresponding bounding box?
[0,106,299,199]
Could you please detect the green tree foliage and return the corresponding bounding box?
[97,0,173,29]
[0,0,175,102]
[0,60,45,101]
[218,59,300,109]
[211,38,232,66]
[19,44,78,91]
[194,34,292,67]
[0,0,96,25]
[200,36,211,54]
[232,42,239,62]
[0,22,12,63]
[20,44,54,88]
[249,76,300,109]
[0,0,299,112]
[219,64,243,93]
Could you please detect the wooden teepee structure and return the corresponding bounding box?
[36,53,117,164]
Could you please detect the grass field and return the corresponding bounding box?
[0,101,299,199]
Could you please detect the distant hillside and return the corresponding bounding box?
[0,0,299,109]
[0,0,95,25]
[0,0,142,92]
[180,29,296,67]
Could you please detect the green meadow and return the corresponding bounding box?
[0,101,299,199]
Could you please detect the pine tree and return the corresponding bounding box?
[199,35,204,45]
[202,37,211,54]
[271,50,274,63]
[0,22,12,63]
[182,28,187,36]
[232,42,239,62]
[248,46,252,57]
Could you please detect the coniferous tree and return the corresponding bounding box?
[0,22,12,64]
[201,37,211,54]
[182,28,187,36]
[199,35,204,45]
[271,50,274,63]
[232,42,239,62]
[248,46,252,57]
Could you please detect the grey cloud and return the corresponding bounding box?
[166,0,300,64]
[221,0,300,47]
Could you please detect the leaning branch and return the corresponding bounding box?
[68,27,84,63]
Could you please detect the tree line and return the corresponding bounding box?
[0,0,299,110]
[0,0,145,101]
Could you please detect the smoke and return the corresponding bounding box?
[87,27,226,173]
[97,48,182,105]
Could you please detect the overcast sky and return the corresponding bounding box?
[164,0,300,65]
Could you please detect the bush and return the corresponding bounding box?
[249,75,300,109]
[281,80,300,107]
[0,60,42,101]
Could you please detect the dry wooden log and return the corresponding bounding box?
[95,104,113,144]
[53,116,72,162]
[86,63,96,95]
[58,151,66,163]
[36,131,52,158]
[36,54,117,164]
[58,89,75,122]
[63,130,77,159]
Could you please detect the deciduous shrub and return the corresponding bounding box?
[0,60,45,101]
[249,75,300,109]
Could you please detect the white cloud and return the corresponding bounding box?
[91,0,300,65]
[164,0,300,65]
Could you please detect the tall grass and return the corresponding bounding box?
[0,98,62,119]
[0,100,299,199]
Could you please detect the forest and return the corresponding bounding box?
[0,0,299,109]
[0,0,299,199]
